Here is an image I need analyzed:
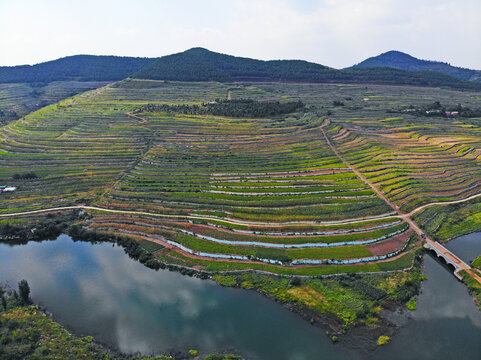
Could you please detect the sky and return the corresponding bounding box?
[1,0,480,69]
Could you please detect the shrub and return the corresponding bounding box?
[291,278,301,286]
[12,172,38,180]
[406,297,417,310]
[377,335,390,346]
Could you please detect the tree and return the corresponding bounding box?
[291,278,301,286]
[0,289,6,311]
[18,279,31,306]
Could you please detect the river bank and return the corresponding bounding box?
[0,233,480,359]
[2,211,480,357]
[0,212,425,351]
[0,285,242,360]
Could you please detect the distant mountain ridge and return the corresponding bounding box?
[1,49,480,90]
[132,48,481,90]
[351,50,481,82]
[0,55,156,83]
[133,47,332,82]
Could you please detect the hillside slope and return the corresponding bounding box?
[134,47,334,82]
[0,55,157,83]
[133,48,481,90]
[351,50,481,82]
[0,81,111,125]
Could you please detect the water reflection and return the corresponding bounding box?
[445,232,481,264]
[0,234,480,360]
[0,235,357,359]
[372,256,481,360]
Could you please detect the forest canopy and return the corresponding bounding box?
[0,55,156,83]
[136,99,305,118]
[133,48,481,91]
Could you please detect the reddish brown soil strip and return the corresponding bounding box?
[93,227,416,270]
[366,231,412,256]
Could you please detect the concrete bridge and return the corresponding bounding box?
[424,240,470,280]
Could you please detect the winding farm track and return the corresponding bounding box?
[2,192,481,228]
[0,206,398,226]
[0,198,480,280]
[125,112,147,123]
[1,124,481,279]
[404,193,481,217]
[320,124,481,285]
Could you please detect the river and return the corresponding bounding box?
[0,234,480,359]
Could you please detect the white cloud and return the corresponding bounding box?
[0,0,480,69]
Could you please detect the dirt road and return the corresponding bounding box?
[320,125,481,284]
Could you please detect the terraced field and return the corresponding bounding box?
[2,80,481,275]
[328,120,481,213]
[0,81,111,125]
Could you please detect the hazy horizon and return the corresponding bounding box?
[1,0,480,70]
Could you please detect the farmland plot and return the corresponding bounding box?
[3,80,481,275]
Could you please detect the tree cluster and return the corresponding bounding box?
[67,225,161,271]
[0,109,18,124]
[406,101,481,118]
[0,212,80,243]
[12,172,38,180]
[137,99,304,118]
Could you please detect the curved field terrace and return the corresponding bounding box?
[3,80,481,276]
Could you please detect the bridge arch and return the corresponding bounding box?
[423,242,466,280]
[446,262,456,272]
[425,247,457,273]
[427,248,438,257]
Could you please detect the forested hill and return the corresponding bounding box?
[0,55,157,83]
[351,50,481,82]
[3,49,480,90]
[133,47,333,82]
[133,48,481,90]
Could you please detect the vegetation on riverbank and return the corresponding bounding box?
[377,336,391,346]
[0,282,242,360]
[0,213,425,345]
[0,214,165,273]
[459,270,481,310]
[414,199,481,242]
[0,211,81,243]
[212,249,425,338]
[473,255,481,270]
[406,297,417,310]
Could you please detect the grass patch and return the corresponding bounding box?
[377,335,391,346]
[139,239,164,253]
[459,270,481,310]
[472,255,481,270]
[406,297,417,310]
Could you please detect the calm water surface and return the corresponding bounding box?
[0,234,480,359]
